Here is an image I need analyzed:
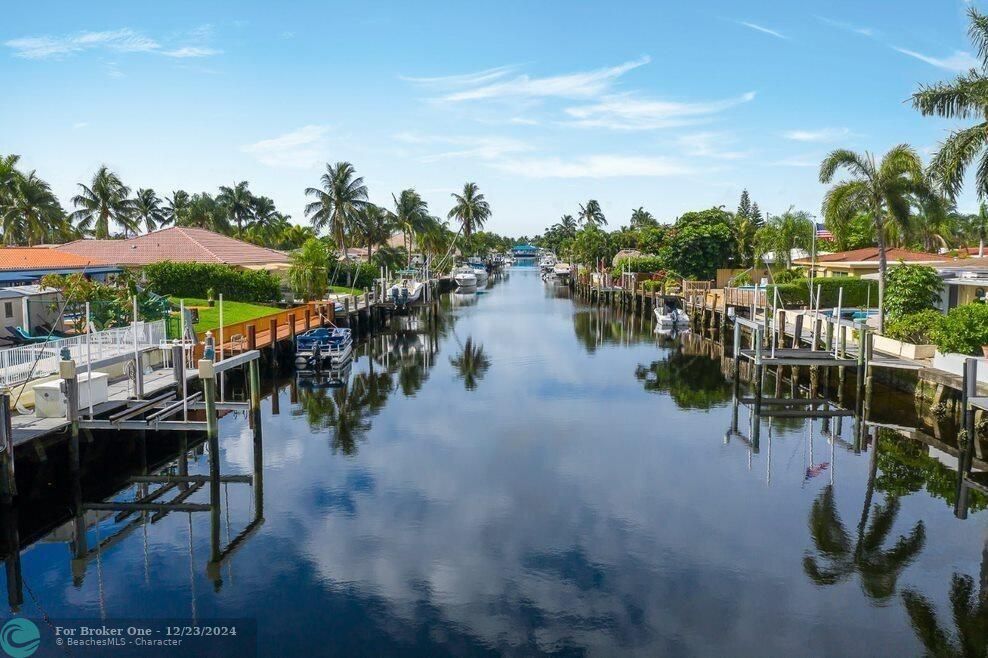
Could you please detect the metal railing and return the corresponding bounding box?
[0,320,167,387]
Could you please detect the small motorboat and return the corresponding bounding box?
[454,266,478,288]
[552,262,571,278]
[295,327,353,367]
[467,260,489,285]
[389,278,425,305]
[653,297,689,330]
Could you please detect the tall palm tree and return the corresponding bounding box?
[0,155,21,209]
[450,337,491,391]
[558,214,577,235]
[70,165,136,238]
[448,182,491,238]
[578,199,607,226]
[754,208,814,270]
[912,8,988,201]
[965,204,988,257]
[250,195,279,234]
[305,161,368,255]
[217,181,253,236]
[163,190,189,227]
[180,193,230,233]
[288,238,329,302]
[133,188,165,234]
[354,203,393,262]
[630,206,656,228]
[392,189,431,263]
[1,171,65,245]
[819,146,940,332]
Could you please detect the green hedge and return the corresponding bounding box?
[143,262,281,303]
[932,302,988,355]
[335,261,379,290]
[771,278,878,308]
[885,310,944,344]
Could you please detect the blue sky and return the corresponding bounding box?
[0,0,983,236]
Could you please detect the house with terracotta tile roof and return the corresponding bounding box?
[0,247,120,286]
[52,227,291,272]
[793,247,947,278]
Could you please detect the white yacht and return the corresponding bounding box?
[388,278,425,304]
[453,266,478,288]
[653,296,690,329]
[470,262,489,285]
[552,262,571,278]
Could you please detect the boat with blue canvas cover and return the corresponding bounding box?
[294,326,353,367]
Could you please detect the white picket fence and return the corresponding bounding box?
[0,320,167,387]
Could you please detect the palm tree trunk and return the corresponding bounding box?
[980,234,985,258]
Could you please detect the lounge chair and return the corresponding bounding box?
[229,334,246,353]
[12,327,54,344]
[35,323,72,338]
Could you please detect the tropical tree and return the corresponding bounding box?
[288,238,329,302]
[902,564,988,656]
[392,189,432,262]
[578,199,607,226]
[448,182,491,238]
[217,181,253,236]
[630,206,657,228]
[163,190,190,226]
[305,162,368,255]
[912,8,988,202]
[277,223,317,251]
[732,190,764,266]
[353,203,393,262]
[819,145,941,332]
[179,193,230,233]
[962,204,988,257]
[1,170,65,245]
[133,188,165,234]
[250,195,280,235]
[70,165,136,238]
[754,208,814,270]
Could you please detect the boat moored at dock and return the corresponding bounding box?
[294,327,353,367]
[454,266,478,288]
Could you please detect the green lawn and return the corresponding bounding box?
[329,285,363,296]
[168,297,280,335]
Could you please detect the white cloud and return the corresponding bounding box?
[490,154,694,178]
[782,127,850,143]
[893,47,979,72]
[739,22,788,40]
[399,65,516,87]
[241,125,330,168]
[394,132,532,162]
[564,91,756,131]
[415,57,650,102]
[676,132,749,160]
[5,27,220,60]
[815,16,874,37]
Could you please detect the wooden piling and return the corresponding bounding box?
[200,359,221,564]
[0,392,14,500]
[246,325,257,351]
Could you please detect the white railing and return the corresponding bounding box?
[0,320,167,387]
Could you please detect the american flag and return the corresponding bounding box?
[805,462,830,480]
[815,223,833,240]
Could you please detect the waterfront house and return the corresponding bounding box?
[511,244,538,258]
[52,227,291,273]
[793,247,946,278]
[0,247,118,286]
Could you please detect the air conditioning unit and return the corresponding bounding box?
[34,372,109,418]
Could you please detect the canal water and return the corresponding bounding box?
[2,265,987,656]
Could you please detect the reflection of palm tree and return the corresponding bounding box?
[635,341,731,409]
[331,384,371,455]
[803,485,926,602]
[450,337,490,391]
[902,537,988,657]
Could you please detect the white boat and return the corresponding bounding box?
[653,298,690,329]
[454,266,478,288]
[539,255,557,273]
[552,262,571,278]
[470,264,489,285]
[388,278,424,304]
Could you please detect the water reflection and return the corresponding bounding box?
[903,559,988,656]
[635,335,732,409]
[450,337,490,391]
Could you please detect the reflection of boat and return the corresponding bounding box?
[451,291,478,306]
[653,297,689,329]
[296,358,353,388]
[388,278,424,304]
[295,327,353,367]
[552,262,571,278]
[454,266,477,288]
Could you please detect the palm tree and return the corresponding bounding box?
[630,206,656,227]
[180,193,230,233]
[964,204,988,257]
[754,208,814,270]
[1,171,65,245]
[305,161,368,255]
[912,8,988,202]
[70,165,136,238]
[288,238,329,302]
[133,188,165,234]
[163,190,189,226]
[0,155,20,209]
[354,203,393,262]
[448,182,492,238]
[392,189,431,263]
[578,199,607,226]
[217,181,253,236]
[277,224,317,251]
[450,337,491,390]
[558,214,577,235]
[250,195,279,234]
[819,146,941,332]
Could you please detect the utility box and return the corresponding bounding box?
[34,371,110,418]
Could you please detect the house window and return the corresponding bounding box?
[3,302,12,319]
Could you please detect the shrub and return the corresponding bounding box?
[142,262,281,303]
[336,261,379,290]
[771,277,877,308]
[642,280,664,292]
[730,271,752,286]
[884,264,943,322]
[932,303,988,355]
[772,269,804,284]
[614,255,664,273]
[884,310,944,344]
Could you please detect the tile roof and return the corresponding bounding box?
[0,247,109,271]
[53,227,290,267]
[794,247,945,264]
